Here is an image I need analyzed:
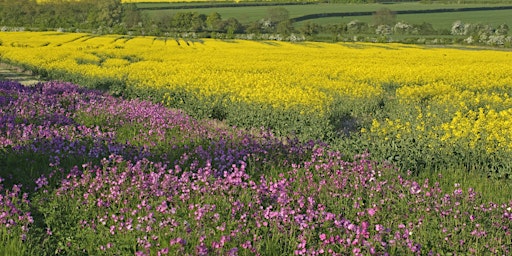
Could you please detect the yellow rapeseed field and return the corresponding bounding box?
[1,31,512,153]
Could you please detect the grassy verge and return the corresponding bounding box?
[0,63,42,86]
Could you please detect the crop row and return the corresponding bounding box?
[1,31,512,176]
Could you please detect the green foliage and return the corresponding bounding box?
[0,149,51,190]
[372,7,396,26]
[0,0,135,31]
[152,86,328,141]
[171,12,207,32]
[266,7,290,25]
[62,73,512,179]
[276,20,295,35]
[206,12,223,32]
[334,84,512,178]
[2,1,511,44]
[300,21,321,37]
[0,234,30,256]
[226,101,333,141]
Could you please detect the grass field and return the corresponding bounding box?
[143,2,512,30]
[293,7,512,29]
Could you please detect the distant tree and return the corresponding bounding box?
[245,21,263,34]
[191,13,206,32]
[347,20,368,34]
[276,20,294,35]
[266,7,290,30]
[68,1,93,28]
[0,0,137,32]
[372,8,396,26]
[157,14,172,31]
[375,24,392,35]
[451,20,465,35]
[96,0,123,27]
[495,24,509,36]
[414,22,436,35]
[35,1,73,28]
[300,21,320,37]
[0,0,37,26]
[221,17,243,34]
[267,7,289,22]
[324,24,345,42]
[393,21,413,35]
[123,3,144,29]
[147,23,161,36]
[171,12,206,32]
[324,23,345,34]
[206,12,223,32]
[19,0,38,26]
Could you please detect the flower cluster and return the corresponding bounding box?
[0,180,33,243]
[1,81,510,255]
[2,32,512,171]
[0,80,312,183]
[39,147,512,255]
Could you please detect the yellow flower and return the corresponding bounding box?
[1,31,512,154]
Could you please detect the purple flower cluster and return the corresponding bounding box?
[1,81,511,254]
[41,150,512,255]
[0,179,33,242]
[0,80,312,182]
[1,81,123,159]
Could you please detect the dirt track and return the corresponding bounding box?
[0,62,42,86]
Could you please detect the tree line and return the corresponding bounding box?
[1,0,509,45]
[0,0,293,36]
[0,0,126,30]
[0,0,289,36]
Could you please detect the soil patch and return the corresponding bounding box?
[0,62,43,86]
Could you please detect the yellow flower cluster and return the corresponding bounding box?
[0,32,387,115]
[1,31,512,153]
[441,108,512,153]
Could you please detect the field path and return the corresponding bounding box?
[0,62,43,86]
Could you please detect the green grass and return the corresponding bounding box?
[395,9,512,28]
[299,8,512,29]
[415,167,512,203]
[0,233,31,255]
[143,2,512,29]
[135,1,314,9]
